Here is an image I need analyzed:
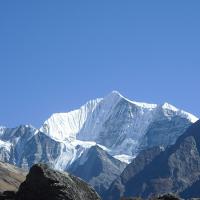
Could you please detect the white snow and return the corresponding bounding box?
[162,102,178,111]
[162,102,198,123]
[40,98,102,141]
[114,154,134,164]
[178,110,198,123]
[0,140,11,152]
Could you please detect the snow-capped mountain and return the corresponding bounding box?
[0,91,198,171]
[41,91,198,157]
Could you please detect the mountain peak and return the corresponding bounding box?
[111,90,122,96]
[103,90,124,105]
[108,91,157,109]
[108,90,124,99]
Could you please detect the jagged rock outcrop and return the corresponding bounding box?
[15,163,101,200]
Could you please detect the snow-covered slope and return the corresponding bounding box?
[0,91,198,170]
[40,98,102,141]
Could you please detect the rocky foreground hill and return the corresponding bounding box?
[0,163,101,200]
[17,163,101,200]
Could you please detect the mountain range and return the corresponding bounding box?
[0,91,198,197]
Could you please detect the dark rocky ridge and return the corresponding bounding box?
[15,163,101,200]
[104,146,163,200]
[105,120,200,199]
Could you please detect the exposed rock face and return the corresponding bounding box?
[16,163,101,200]
[104,146,163,200]
[105,120,200,199]
[68,145,127,196]
[0,161,26,192]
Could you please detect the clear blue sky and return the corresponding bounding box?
[0,1,200,127]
